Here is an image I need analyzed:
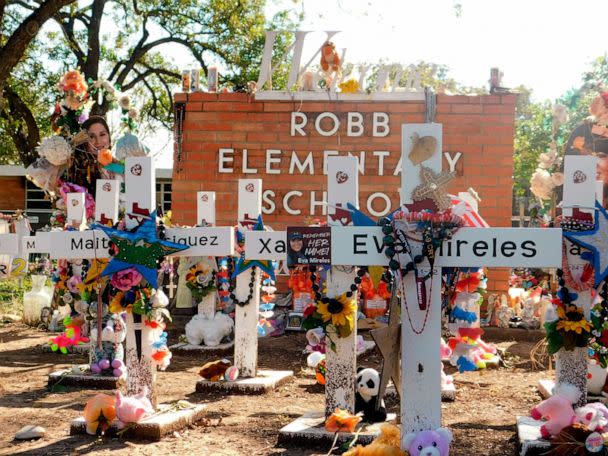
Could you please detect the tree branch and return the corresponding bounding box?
[0,0,76,90]
[54,11,85,67]
[1,85,40,165]
[122,66,179,91]
[81,0,105,79]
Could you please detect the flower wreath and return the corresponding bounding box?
[545,271,591,355]
[185,263,217,301]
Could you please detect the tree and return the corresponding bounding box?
[1,0,298,166]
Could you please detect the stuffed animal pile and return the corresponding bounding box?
[529,383,608,439]
[185,311,234,347]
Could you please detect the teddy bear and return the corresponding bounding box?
[114,387,154,427]
[343,423,406,456]
[185,311,234,347]
[403,427,452,456]
[530,383,581,439]
[355,367,387,423]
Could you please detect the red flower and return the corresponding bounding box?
[303,304,316,318]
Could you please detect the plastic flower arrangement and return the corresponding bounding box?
[338,78,360,94]
[545,288,591,355]
[185,263,216,301]
[302,291,357,340]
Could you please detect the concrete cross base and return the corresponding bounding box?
[277,411,397,449]
[70,403,207,441]
[195,369,293,395]
[41,343,89,355]
[169,341,234,355]
[516,416,551,456]
[48,366,122,389]
[537,378,608,404]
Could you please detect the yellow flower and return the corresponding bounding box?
[109,292,124,314]
[338,79,360,94]
[556,319,591,334]
[316,294,357,328]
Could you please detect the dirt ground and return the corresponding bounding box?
[0,322,548,456]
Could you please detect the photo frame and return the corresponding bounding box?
[285,312,304,331]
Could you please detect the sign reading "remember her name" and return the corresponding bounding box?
[246,227,562,268]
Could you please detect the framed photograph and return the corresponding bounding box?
[285,312,304,331]
[286,226,331,268]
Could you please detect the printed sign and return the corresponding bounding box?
[246,230,287,261]
[248,227,562,268]
[286,226,331,267]
[164,227,234,257]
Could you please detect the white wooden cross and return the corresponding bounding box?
[26,156,234,407]
[246,124,563,449]
[554,155,601,405]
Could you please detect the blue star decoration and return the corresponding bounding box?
[564,201,608,287]
[232,215,276,281]
[93,211,188,288]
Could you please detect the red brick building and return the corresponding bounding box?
[171,92,517,292]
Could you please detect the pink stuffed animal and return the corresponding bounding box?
[404,427,452,456]
[530,383,581,439]
[575,402,608,432]
[115,387,154,426]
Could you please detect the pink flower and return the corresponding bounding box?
[111,268,143,291]
[66,275,82,293]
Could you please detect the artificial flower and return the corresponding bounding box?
[338,79,360,94]
[316,294,357,328]
[37,135,72,166]
[118,94,131,110]
[151,348,172,370]
[128,108,139,120]
[530,168,555,200]
[325,408,362,433]
[83,394,116,435]
[66,275,83,294]
[58,70,88,97]
[111,268,143,291]
[98,148,113,166]
[109,292,125,313]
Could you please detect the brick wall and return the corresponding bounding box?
[172,92,516,292]
[0,176,25,211]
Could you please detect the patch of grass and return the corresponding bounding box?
[0,276,31,316]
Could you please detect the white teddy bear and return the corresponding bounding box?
[185,312,234,347]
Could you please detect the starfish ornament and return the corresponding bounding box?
[412,166,455,211]
[93,211,188,288]
[564,201,608,287]
[232,215,276,280]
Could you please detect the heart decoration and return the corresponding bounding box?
[335,171,349,184]
[573,170,587,184]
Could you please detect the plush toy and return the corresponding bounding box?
[320,41,341,73]
[404,427,452,456]
[344,423,406,456]
[530,383,581,439]
[574,402,608,432]
[185,311,234,347]
[115,387,154,426]
[587,359,608,396]
[199,358,232,381]
[83,393,117,435]
[355,367,387,423]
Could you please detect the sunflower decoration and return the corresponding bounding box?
[303,292,357,341]
[545,287,591,354]
[185,262,216,301]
